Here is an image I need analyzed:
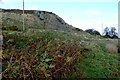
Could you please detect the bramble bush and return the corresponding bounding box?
[2,30,82,79]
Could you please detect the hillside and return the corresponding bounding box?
[1,9,105,39]
[1,9,120,79]
[1,9,75,32]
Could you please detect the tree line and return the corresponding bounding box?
[85,27,118,39]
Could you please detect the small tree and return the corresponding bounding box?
[103,27,118,38]
[110,27,116,35]
[103,27,109,36]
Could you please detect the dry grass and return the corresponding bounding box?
[105,43,118,53]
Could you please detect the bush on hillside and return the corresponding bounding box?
[2,25,19,31]
[2,31,82,79]
[85,29,101,36]
[74,27,83,31]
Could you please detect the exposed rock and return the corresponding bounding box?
[34,10,71,31]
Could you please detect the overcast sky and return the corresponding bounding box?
[0,0,119,34]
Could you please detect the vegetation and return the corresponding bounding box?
[103,27,118,39]
[85,29,101,36]
[2,26,19,31]
[85,27,118,39]
[2,29,119,79]
[74,27,83,32]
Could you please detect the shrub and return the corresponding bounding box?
[85,29,101,36]
[74,27,83,31]
[2,26,19,31]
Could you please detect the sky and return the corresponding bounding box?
[0,0,119,34]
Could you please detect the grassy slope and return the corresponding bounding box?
[2,29,119,79]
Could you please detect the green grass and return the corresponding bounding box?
[75,51,119,78]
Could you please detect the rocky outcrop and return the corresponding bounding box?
[34,10,73,31]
